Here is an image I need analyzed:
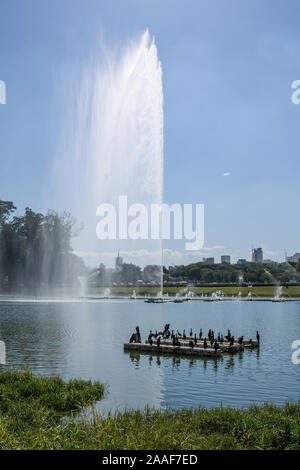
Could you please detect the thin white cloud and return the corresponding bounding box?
[223,172,231,177]
[264,250,281,256]
[74,246,227,268]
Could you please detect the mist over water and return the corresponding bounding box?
[54,30,164,268]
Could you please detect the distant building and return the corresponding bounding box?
[203,257,214,264]
[237,259,247,264]
[221,255,231,264]
[262,259,274,264]
[115,250,123,271]
[252,247,263,263]
[286,252,300,263]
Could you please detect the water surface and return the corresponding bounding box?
[0,299,299,412]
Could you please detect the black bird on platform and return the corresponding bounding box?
[148,330,153,341]
[136,326,141,342]
[189,340,194,348]
[256,331,260,344]
[129,333,135,343]
[129,326,141,343]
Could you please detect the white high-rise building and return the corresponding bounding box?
[252,248,263,263]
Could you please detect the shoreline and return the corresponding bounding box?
[0,370,299,450]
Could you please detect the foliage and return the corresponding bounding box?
[88,263,160,287]
[0,200,85,292]
[169,261,300,285]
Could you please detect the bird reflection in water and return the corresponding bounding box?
[225,356,235,370]
[188,358,196,368]
[172,357,181,369]
[129,352,140,367]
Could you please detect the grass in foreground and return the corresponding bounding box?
[0,370,299,450]
[0,369,105,446]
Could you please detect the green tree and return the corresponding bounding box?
[0,202,84,292]
[0,200,16,226]
[119,263,142,284]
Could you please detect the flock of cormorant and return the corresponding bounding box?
[129,324,260,353]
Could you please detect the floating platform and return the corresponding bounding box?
[145,338,245,353]
[176,336,259,348]
[124,342,222,358]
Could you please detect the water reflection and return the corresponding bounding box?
[225,356,235,371]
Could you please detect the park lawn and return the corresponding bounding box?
[84,285,300,298]
[0,370,299,450]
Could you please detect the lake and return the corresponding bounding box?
[0,298,299,412]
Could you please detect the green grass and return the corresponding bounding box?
[0,369,105,447]
[0,370,299,449]
[84,285,300,298]
[4,284,299,298]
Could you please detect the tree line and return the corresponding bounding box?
[168,260,300,284]
[1,198,299,290]
[88,263,161,286]
[0,200,85,293]
[87,259,300,287]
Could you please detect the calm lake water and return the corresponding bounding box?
[0,298,299,412]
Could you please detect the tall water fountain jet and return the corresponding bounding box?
[54,30,164,294]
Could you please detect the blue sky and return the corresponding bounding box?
[0,0,299,266]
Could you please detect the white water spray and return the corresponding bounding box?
[54,30,164,291]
